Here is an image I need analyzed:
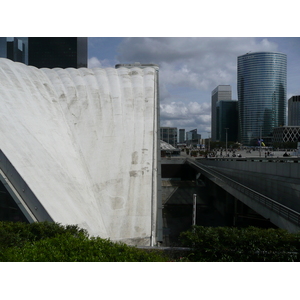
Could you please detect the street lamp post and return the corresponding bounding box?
[225,128,229,157]
[259,126,262,157]
[258,118,263,157]
[207,132,210,153]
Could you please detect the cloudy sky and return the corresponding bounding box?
[4,1,297,294]
[87,37,300,139]
[6,1,299,142]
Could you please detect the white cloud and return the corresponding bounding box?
[160,101,211,134]
[88,57,113,68]
[88,57,101,68]
[101,37,280,136]
[117,37,278,92]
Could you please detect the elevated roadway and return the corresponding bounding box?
[185,151,300,232]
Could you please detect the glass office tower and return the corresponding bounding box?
[179,129,185,143]
[211,85,232,141]
[237,52,287,145]
[216,100,238,142]
[288,95,300,126]
[0,37,28,64]
[0,37,87,68]
[28,37,87,68]
[160,127,177,147]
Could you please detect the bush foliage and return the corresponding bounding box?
[1,222,300,262]
[179,226,300,262]
[0,221,167,262]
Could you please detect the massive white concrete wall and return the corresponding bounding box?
[0,58,159,246]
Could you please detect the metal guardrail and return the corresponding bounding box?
[200,156,300,163]
[187,159,300,227]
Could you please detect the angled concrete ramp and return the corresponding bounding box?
[0,58,161,246]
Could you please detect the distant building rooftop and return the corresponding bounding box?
[160,140,176,150]
[115,62,159,69]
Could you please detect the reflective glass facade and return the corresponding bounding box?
[0,37,87,68]
[160,127,177,147]
[28,37,87,68]
[237,52,287,145]
[0,37,28,64]
[211,85,232,141]
[288,95,300,126]
[186,129,201,146]
[179,129,185,143]
[216,100,238,142]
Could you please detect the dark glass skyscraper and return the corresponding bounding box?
[216,100,238,142]
[211,85,232,142]
[179,129,185,143]
[160,127,177,147]
[237,52,287,145]
[0,37,28,64]
[28,37,87,68]
[0,37,87,68]
[288,95,300,126]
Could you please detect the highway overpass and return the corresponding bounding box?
[186,156,300,233]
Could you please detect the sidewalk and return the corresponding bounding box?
[179,149,300,159]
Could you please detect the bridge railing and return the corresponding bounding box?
[198,156,300,163]
[187,159,300,227]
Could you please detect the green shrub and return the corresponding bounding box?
[179,226,300,262]
[0,221,88,250]
[0,221,167,262]
[2,234,167,262]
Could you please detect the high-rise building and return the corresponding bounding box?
[0,37,87,68]
[28,37,87,68]
[0,37,28,64]
[216,100,238,142]
[273,126,300,144]
[186,129,201,147]
[211,85,232,141]
[237,52,287,145]
[179,129,185,143]
[288,95,300,126]
[160,127,177,147]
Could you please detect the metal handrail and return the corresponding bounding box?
[187,159,300,226]
[200,156,300,163]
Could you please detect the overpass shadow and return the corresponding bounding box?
[161,159,277,247]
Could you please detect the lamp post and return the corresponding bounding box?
[192,194,197,227]
[225,128,229,156]
[259,126,262,157]
[207,132,210,153]
[258,118,263,157]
